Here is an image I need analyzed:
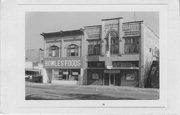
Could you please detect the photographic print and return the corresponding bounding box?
[25,12,159,100]
[2,0,180,113]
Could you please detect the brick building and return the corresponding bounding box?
[41,17,159,87]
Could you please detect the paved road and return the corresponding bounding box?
[25,82,159,100]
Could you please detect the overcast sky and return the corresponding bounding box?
[25,12,159,50]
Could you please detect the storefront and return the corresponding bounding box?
[43,57,83,84]
[87,61,139,87]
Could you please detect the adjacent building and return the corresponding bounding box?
[41,17,159,87]
[25,48,44,76]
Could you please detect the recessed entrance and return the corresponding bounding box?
[110,74,115,85]
[103,69,121,86]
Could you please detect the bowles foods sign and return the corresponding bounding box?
[44,57,82,68]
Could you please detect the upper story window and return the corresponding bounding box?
[49,45,59,57]
[88,40,101,56]
[67,44,79,56]
[124,37,139,54]
[105,30,119,55]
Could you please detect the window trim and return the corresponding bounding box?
[67,44,79,57]
[49,45,59,57]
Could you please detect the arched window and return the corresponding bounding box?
[49,45,59,57]
[105,30,119,54]
[67,44,79,56]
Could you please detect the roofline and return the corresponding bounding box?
[123,20,144,24]
[84,25,101,28]
[41,29,84,37]
[101,17,123,21]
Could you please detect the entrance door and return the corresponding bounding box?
[109,73,115,86]
[104,73,109,85]
[104,73,115,86]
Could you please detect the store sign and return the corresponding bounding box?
[123,23,140,37]
[104,70,120,74]
[44,57,82,68]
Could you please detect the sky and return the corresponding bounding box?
[25,12,159,50]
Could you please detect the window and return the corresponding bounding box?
[88,40,101,55]
[67,44,79,56]
[88,61,105,68]
[49,45,59,57]
[105,30,119,55]
[124,37,139,54]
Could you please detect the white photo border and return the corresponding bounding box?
[1,0,179,114]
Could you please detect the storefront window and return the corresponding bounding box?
[49,45,59,57]
[124,37,139,54]
[88,40,101,55]
[105,30,119,55]
[55,69,80,81]
[67,44,79,56]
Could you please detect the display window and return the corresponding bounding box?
[53,69,80,81]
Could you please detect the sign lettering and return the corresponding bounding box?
[44,58,82,68]
[104,70,120,73]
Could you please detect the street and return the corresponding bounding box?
[26,82,159,100]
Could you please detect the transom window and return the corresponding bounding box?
[49,45,59,57]
[67,44,79,56]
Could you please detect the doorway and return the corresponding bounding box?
[104,73,115,86]
[104,73,121,86]
[110,73,115,86]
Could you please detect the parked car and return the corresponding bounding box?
[25,70,42,83]
[32,72,42,83]
[25,75,32,79]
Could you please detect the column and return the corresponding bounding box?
[118,18,123,55]
[101,21,106,56]
[42,68,48,83]
[61,39,64,57]
[59,41,61,57]
[79,68,84,85]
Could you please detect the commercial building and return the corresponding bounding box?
[41,17,159,87]
[25,48,44,79]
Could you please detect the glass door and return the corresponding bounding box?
[104,73,109,85]
[109,73,115,86]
